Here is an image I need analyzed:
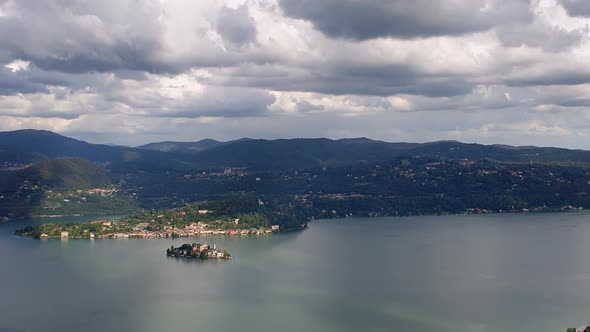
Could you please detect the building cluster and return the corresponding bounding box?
[185,168,248,180]
[46,220,280,240]
[124,222,278,239]
[0,162,32,171]
[81,188,119,196]
[166,243,230,259]
[566,326,590,332]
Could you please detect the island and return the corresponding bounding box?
[567,327,590,332]
[167,243,230,259]
[15,195,309,240]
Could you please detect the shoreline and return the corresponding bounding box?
[15,220,306,240]
[5,203,587,223]
[12,207,587,240]
[32,228,285,240]
[32,214,84,218]
[318,206,588,220]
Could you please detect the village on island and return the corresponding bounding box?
[167,243,231,260]
[566,326,590,332]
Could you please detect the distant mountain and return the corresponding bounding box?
[188,138,419,169]
[408,141,590,164]
[138,138,250,153]
[138,139,224,153]
[185,138,590,170]
[5,129,590,172]
[0,129,188,167]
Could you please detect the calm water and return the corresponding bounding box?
[1,212,590,332]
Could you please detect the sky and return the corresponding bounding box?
[0,0,590,147]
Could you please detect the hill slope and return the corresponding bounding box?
[138,139,225,153]
[188,138,418,169]
[0,129,183,165]
[0,158,139,218]
[19,158,111,189]
[186,138,590,170]
[137,138,252,153]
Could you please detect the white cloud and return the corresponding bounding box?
[0,0,588,147]
[4,60,29,72]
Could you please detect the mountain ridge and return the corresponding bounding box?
[4,129,590,171]
[0,129,191,167]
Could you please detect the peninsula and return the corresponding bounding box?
[14,195,309,240]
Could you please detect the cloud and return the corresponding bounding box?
[154,86,276,118]
[0,0,168,73]
[203,62,474,98]
[0,0,589,148]
[559,0,590,17]
[278,0,532,40]
[496,22,588,52]
[0,0,247,74]
[0,66,48,95]
[216,5,257,45]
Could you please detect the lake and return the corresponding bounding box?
[1,212,590,332]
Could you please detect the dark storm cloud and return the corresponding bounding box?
[7,65,121,93]
[553,98,590,107]
[278,0,532,40]
[559,0,590,17]
[0,0,548,102]
[506,70,590,87]
[22,45,166,74]
[0,67,49,95]
[0,0,178,74]
[206,63,473,97]
[496,23,588,52]
[155,87,276,118]
[0,0,278,76]
[216,5,258,45]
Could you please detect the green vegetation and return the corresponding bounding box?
[15,195,309,239]
[0,158,139,218]
[139,139,228,153]
[36,189,139,216]
[295,158,590,217]
[7,130,590,222]
[21,158,111,189]
[123,194,308,231]
[111,157,590,219]
[7,153,590,222]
